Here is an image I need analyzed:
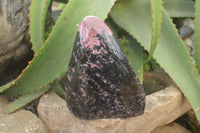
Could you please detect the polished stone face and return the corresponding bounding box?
[60,16,145,120]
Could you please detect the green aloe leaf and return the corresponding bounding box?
[0,81,15,93]
[193,0,200,73]
[0,0,50,93]
[5,0,116,96]
[106,18,143,81]
[147,0,162,61]
[110,0,152,51]
[41,0,52,43]
[51,78,65,99]
[163,0,194,18]
[5,87,49,113]
[29,0,48,53]
[110,0,200,121]
[126,37,143,81]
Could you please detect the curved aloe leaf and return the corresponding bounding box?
[29,0,47,53]
[110,0,200,121]
[147,0,162,61]
[126,38,143,81]
[110,0,152,51]
[41,0,52,43]
[52,78,65,99]
[5,86,49,113]
[193,0,200,73]
[0,81,15,93]
[0,0,50,93]
[5,0,116,96]
[106,18,143,81]
[163,0,194,18]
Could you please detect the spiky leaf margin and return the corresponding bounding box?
[5,0,116,96]
[110,0,200,121]
[147,0,162,61]
[5,86,49,113]
[193,0,200,74]
[29,0,48,53]
[163,0,194,18]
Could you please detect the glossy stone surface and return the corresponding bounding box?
[60,16,145,120]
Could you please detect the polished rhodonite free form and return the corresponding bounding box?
[60,16,145,120]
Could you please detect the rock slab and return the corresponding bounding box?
[151,122,191,133]
[37,86,191,133]
[0,0,32,85]
[0,95,47,133]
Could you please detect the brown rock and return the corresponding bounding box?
[0,95,47,133]
[37,86,191,133]
[0,0,33,85]
[184,109,200,131]
[143,67,176,95]
[151,122,191,133]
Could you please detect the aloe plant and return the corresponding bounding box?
[1,0,200,125]
[1,0,117,112]
[194,0,200,73]
[110,0,200,122]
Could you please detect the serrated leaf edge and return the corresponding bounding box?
[4,86,50,114]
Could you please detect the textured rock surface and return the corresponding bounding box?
[0,95,46,133]
[37,86,191,133]
[184,109,200,131]
[151,122,191,133]
[0,0,33,85]
[60,16,145,119]
[143,67,177,95]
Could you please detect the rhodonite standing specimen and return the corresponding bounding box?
[60,16,145,120]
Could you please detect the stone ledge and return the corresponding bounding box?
[0,96,47,133]
[152,122,191,133]
[37,86,191,133]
